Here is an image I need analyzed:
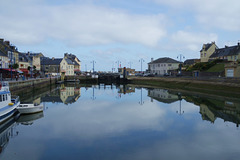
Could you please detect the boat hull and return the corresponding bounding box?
[0,102,19,124]
[17,104,44,114]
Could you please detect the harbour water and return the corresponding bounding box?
[1,84,240,160]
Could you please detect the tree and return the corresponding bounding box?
[12,63,19,69]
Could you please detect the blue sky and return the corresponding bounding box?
[1,0,240,71]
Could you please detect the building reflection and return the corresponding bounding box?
[148,88,179,104]
[184,94,240,127]
[0,114,19,156]
[118,85,135,94]
[148,88,240,127]
[41,84,81,104]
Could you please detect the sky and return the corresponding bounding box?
[0,0,240,71]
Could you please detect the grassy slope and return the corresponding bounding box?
[206,63,224,72]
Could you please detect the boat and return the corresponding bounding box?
[17,103,44,114]
[17,111,44,125]
[0,81,20,123]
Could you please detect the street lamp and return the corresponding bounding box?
[177,54,185,63]
[139,58,145,72]
[177,54,185,74]
[128,61,133,68]
[91,60,96,73]
[116,60,121,69]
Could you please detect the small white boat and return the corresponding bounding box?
[17,103,44,114]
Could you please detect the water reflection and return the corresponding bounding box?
[3,84,240,160]
[0,114,18,156]
[17,112,44,126]
[148,88,240,127]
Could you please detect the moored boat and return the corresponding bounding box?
[17,103,44,114]
[0,81,20,123]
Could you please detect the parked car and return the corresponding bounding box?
[164,73,170,76]
[135,73,143,77]
[143,73,154,77]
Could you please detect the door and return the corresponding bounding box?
[226,69,234,77]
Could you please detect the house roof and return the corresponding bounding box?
[184,59,199,65]
[41,58,62,65]
[0,50,7,57]
[148,57,180,64]
[18,52,29,62]
[65,58,74,65]
[210,44,240,58]
[200,42,217,52]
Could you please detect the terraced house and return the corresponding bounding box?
[210,43,240,61]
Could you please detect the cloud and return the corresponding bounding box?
[171,30,218,51]
[0,0,167,47]
[152,0,240,31]
[40,99,167,140]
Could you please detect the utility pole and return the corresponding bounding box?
[139,58,145,72]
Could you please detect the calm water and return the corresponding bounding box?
[1,84,240,160]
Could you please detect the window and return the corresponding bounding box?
[168,64,172,66]
[204,53,206,57]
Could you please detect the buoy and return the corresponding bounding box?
[8,103,14,106]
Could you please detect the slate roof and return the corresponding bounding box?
[210,44,240,58]
[41,58,63,65]
[200,43,213,52]
[148,57,180,64]
[65,58,74,65]
[18,52,29,62]
[0,50,7,57]
[184,59,199,65]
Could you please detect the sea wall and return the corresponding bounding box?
[9,77,58,94]
[128,77,240,98]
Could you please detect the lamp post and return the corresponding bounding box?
[139,88,144,105]
[139,58,144,73]
[116,60,121,73]
[128,61,133,68]
[91,60,96,73]
[10,50,13,80]
[177,54,185,63]
[177,54,185,75]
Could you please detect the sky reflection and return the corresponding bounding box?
[2,85,240,160]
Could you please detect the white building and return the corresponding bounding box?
[148,57,180,75]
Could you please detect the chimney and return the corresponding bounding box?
[151,58,154,62]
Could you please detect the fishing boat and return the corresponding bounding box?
[17,103,44,114]
[0,81,20,123]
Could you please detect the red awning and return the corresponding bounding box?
[19,69,29,73]
[0,68,18,72]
